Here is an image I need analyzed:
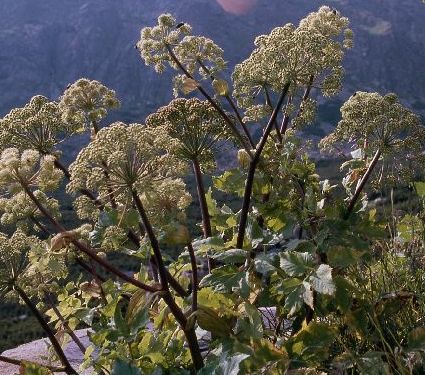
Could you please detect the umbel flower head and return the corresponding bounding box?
[59,78,120,133]
[0,190,60,232]
[146,98,227,171]
[0,230,36,300]
[68,122,188,204]
[0,148,64,194]
[0,95,65,154]
[232,6,352,121]
[320,92,425,184]
[137,14,225,95]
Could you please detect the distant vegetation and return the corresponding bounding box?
[1,6,425,375]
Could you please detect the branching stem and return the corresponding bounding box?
[236,82,290,248]
[14,286,77,375]
[345,149,382,219]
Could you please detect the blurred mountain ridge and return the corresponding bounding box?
[0,0,424,129]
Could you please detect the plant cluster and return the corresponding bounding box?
[0,6,425,375]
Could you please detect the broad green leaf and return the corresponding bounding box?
[310,264,335,295]
[280,252,314,276]
[111,359,142,375]
[291,323,335,363]
[284,284,305,316]
[199,265,244,293]
[212,248,248,264]
[327,246,365,268]
[213,169,246,196]
[333,276,353,313]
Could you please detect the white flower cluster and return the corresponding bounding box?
[145,98,227,171]
[0,148,63,193]
[232,6,352,121]
[59,78,120,132]
[0,95,64,154]
[68,122,189,213]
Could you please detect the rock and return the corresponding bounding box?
[0,329,92,375]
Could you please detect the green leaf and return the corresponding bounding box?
[333,276,353,313]
[290,323,335,363]
[280,252,314,276]
[243,302,263,339]
[199,348,249,375]
[284,284,305,316]
[114,302,130,337]
[111,359,142,375]
[213,169,246,196]
[219,353,250,375]
[199,266,244,293]
[414,181,425,198]
[309,264,335,295]
[212,248,248,264]
[327,247,365,268]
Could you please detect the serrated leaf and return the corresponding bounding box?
[212,248,248,264]
[310,264,335,295]
[280,252,314,276]
[199,265,244,293]
[284,284,305,316]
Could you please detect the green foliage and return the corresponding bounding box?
[0,5,424,375]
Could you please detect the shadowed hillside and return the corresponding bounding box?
[1,0,424,126]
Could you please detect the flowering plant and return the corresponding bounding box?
[1,6,425,375]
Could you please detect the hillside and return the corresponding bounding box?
[0,0,424,128]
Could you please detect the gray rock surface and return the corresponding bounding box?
[0,329,92,375]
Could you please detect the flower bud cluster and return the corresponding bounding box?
[0,190,60,230]
[68,122,188,204]
[137,14,192,73]
[232,6,352,119]
[145,98,227,170]
[0,148,63,193]
[320,92,425,184]
[0,95,64,153]
[137,14,225,94]
[101,225,128,252]
[0,230,40,299]
[140,178,192,226]
[59,78,120,132]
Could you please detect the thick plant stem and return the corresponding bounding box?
[0,356,65,372]
[236,83,290,248]
[187,242,198,313]
[280,75,314,135]
[132,190,204,370]
[192,159,212,238]
[196,58,255,148]
[264,86,283,143]
[47,297,87,354]
[20,181,159,293]
[131,190,169,290]
[344,149,382,219]
[14,286,77,375]
[192,159,215,271]
[164,43,253,156]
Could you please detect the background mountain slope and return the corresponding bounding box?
[1,0,424,127]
